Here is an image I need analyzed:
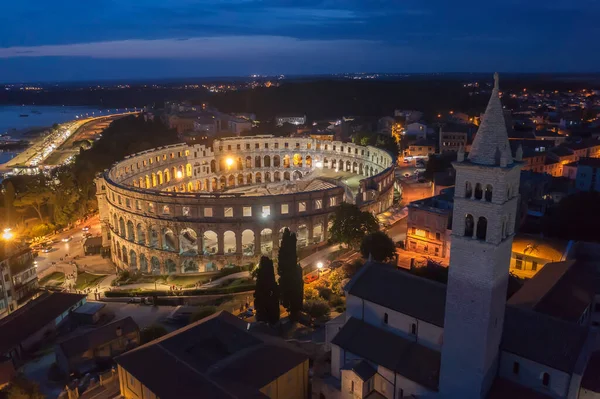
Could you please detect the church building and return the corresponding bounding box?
[318,74,600,399]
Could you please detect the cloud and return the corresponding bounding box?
[0,35,390,60]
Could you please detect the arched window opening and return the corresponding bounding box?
[464,214,474,237]
[474,183,483,200]
[476,217,487,241]
[465,181,473,198]
[542,372,550,387]
[485,184,493,202]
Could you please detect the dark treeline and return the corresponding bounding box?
[209,79,489,121]
[0,86,209,109]
[3,75,598,119]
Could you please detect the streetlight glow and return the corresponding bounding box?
[226,157,234,168]
[176,170,183,179]
[1,228,14,241]
[317,262,323,269]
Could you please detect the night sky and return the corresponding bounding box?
[0,0,598,82]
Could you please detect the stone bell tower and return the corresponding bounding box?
[439,73,522,398]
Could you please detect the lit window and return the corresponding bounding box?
[329,197,337,207]
[224,207,233,217]
[148,203,155,213]
[281,204,289,214]
[262,206,271,216]
[182,206,191,216]
[315,199,322,210]
[298,202,306,212]
[162,205,170,214]
[243,206,252,217]
[204,207,213,217]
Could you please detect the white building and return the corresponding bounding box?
[319,74,600,399]
[275,114,306,126]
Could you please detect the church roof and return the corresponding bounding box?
[346,262,447,327]
[332,317,441,390]
[467,73,513,166]
[501,306,588,373]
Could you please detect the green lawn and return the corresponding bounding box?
[39,272,65,287]
[75,272,107,290]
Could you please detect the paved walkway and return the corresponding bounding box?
[198,271,250,289]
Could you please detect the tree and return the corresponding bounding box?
[254,256,280,324]
[304,299,330,320]
[360,231,397,262]
[2,180,16,227]
[12,176,54,222]
[277,228,304,321]
[189,306,217,323]
[140,324,168,344]
[6,375,45,399]
[329,203,379,249]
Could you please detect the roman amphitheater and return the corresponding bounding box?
[96,135,395,274]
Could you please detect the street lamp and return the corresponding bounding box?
[316,261,323,277]
[1,228,13,241]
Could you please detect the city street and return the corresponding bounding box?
[35,215,113,276]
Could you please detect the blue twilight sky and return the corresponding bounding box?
[0,0,598,82]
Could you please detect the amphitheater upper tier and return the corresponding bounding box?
[96,135,395,274]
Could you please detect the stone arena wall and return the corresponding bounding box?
[96,135,395,274]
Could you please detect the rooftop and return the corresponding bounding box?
[346,262,447,327]
[549,146,575,157]
[57,317,139,359]
[511,234,570,262]
[501,306,588,373]
[0,292,86,354]
[577,157,600,168]
[332,317,441,390]
[115,311,308,399]
[508,260,598,322]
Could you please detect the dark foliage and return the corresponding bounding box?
[254,256,280,324]
[542,192,600,242]
[277,228,304,321]
[360,231,396,262]
[140,324,168,344]
[329,203,379,249]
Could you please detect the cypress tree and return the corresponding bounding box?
[254,256,280,324]
[277,228,303,321]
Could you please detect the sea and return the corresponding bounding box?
[0,105,100,164]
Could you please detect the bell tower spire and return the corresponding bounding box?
[439,73,523,398]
